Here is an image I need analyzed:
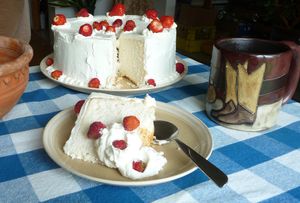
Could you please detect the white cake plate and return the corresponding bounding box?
[40,54,188,95]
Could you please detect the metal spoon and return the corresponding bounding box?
[154,120,228,188]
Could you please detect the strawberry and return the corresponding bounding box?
[147,79,156,86]
[132,161,146,172]
[112,19,123,28]
[74,100,85,114]
[76,8,89,17]
[176,63,185,74]
[46,57,54,66]
[87,121,106,139]
[93,20,109,31]
[88,78,100,88]
[109,3,126,16]
[160,16,174,28]
[112,140,127,150]
[123,116,140,131]
[79,23,93,36]
[51,70,62,80]
[145,9,158,19]
[106,25,116,33]
[123,20,136,31]
[52,14,66,26]
[92,21,101,30]
[147,19,163,33]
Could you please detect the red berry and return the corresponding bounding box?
[112,19,123,28]
[106,25,116,33]
[74,100,85,114]
[92,21,101,30]
[145,9,158,19]
[79,24,93,36]
[123,116,140,131]
[76,8,89,17]
[52,14,66,26]
[112,140,127,150]
[93,21,109,31]
[99,20,109,30]
[147,19,163,33]
[88,78,100,88]
[46,58,54,66]
[109,3,126,16]
[123,20,136,31]
[132,161,146,172]
[176,63,185,74]
[51,70,62,80]
[87,121,106,139]
[147,79,156,86]
[160,16,174,28]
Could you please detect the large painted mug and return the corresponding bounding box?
[206,38,300,131]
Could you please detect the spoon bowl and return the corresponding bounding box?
[154,120,228,188]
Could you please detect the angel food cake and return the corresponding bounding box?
[64,93,167,179]
[45,4,185,89]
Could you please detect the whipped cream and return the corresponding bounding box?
[97,123,167,179]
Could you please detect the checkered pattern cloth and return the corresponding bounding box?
[1,53,300,203]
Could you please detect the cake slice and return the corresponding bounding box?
[63,93,156,163]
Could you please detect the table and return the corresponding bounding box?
[1,54,300,202]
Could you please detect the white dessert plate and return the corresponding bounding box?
[43,101,213,186]
[40,54,188,95]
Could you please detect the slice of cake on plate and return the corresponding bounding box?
[63,93,167,179]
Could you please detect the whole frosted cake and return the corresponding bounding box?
[64,93,167,179]
[45,4,184,89]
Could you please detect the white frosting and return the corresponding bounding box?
[51,14,178,88]
[97,123,166,179]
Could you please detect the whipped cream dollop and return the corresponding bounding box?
[96,123,167,179]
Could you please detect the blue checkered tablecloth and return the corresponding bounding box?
[1,54,300,203]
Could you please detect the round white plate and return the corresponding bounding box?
[43,102,213,186]
[40,54,188,96]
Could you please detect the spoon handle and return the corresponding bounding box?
[175,139,228,187]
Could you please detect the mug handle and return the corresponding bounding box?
[282,41,300,104]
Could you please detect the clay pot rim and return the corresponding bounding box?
[0,35,33,77]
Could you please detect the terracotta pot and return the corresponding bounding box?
[0,36,33,119]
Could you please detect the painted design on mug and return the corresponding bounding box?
[208,60,266,125]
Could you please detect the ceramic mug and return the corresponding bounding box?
[206,38,300,131]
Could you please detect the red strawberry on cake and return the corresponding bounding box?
[79,24,93,36]
[123,115,140,131]
[52,14,66,26]
[176,63,185,74]
[76,8,89,17]
[87,121,106,139]
[160,16,174,28]
[93,20,109,31]
[112,140,127,150]
[74,100,85,114]
[145,9,158,20]
[132,160,146,172]
[88,78,100,88]
[51,70,62,80]
[108,3,125,16]
[112,19,123,28]
[106,25,116,33]
[147,19,163,33]
[123,20,136,31]
[46,58,53,66]
[147,79,156,87]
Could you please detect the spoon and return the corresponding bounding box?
[154,120,228,188]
